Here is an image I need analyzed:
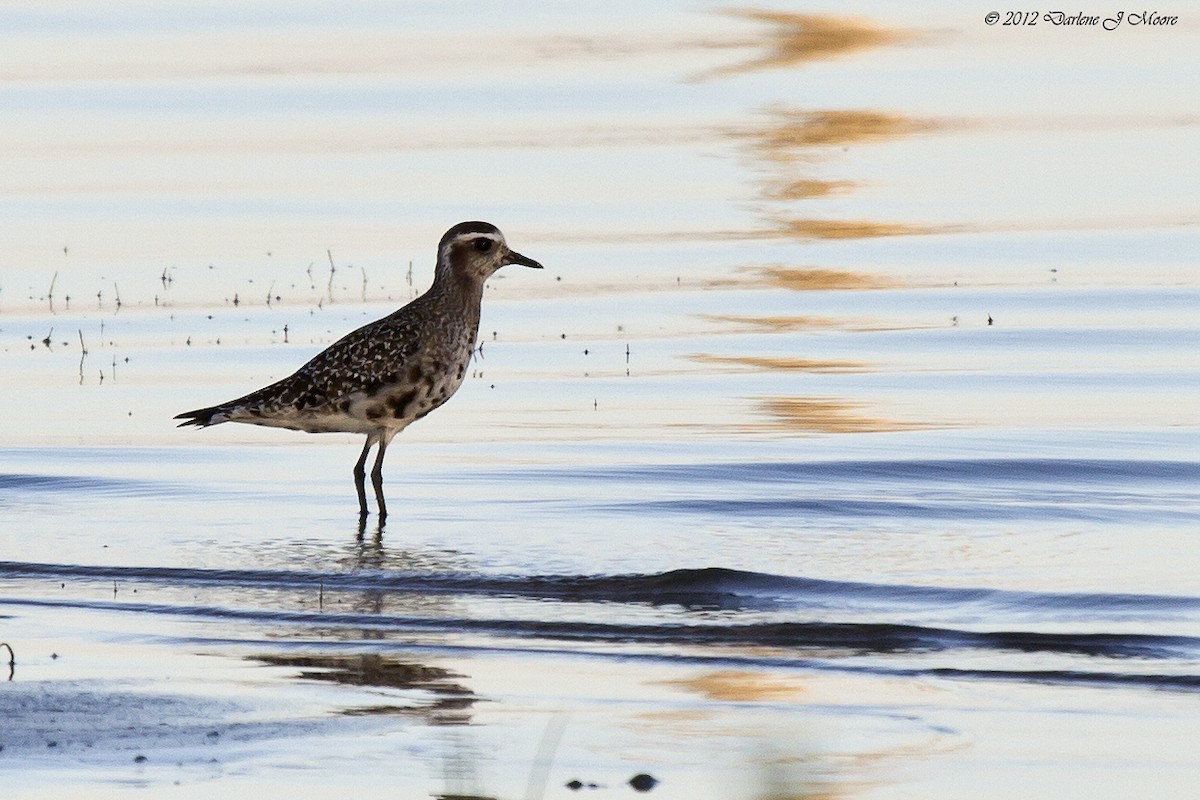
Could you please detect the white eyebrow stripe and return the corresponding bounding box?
[451,232,502,245]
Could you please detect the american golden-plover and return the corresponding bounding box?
[175,221,543,520]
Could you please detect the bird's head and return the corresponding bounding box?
[436,221,543,285]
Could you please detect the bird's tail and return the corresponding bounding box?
[174,405,230,428]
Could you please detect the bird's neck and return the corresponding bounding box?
[429,268,485,308]
[423,271,485,342]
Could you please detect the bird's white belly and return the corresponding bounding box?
[311,372,466,434]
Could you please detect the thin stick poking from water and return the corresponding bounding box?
[1,641,14,681]
[78,329,88,384]
[48,271,58,313]
[326,250,337,304]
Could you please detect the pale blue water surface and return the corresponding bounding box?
[1,3,1198,798]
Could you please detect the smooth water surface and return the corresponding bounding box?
[1,3,1198,798]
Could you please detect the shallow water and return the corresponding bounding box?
[2,3,1199,798]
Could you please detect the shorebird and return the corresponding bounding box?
[175,221,543,521]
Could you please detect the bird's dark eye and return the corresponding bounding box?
[473,238,493,253]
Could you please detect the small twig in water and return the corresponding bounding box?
[78,330,88,384]
[1,641,14,681]
[326,250,337,303]
[48,271,58,313]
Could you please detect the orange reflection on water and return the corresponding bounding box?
[769,178,858,200]
[701,314,937,335]
[707,266,900,290]
[774,217,935,240]
[666,668,809,702]
[700,314,846,332]
[759,266,900,290]
[757,397,928,434]
[736,109,946,239]
[753,109,939,156]
[703,11,909,78]
[705,267,897,292]
[692,354,869,373]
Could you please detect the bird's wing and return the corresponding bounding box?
[176,311,424,425]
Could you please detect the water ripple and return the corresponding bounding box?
[4,561,1198,613]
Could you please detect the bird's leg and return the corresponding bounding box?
[353,435,376,519]
[370,431,395,522]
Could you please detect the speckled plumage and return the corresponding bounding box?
[175,221,543,520]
